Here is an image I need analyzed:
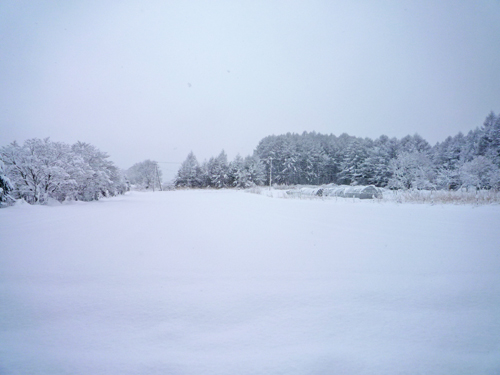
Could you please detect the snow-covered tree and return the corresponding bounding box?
[0,138,76,204]
[478,112,500,167]
[0,159,15,207]
[297,138,324,184]
[208,150,229,188]
[243,155,266,186]
[254,135,294,185]
[360,135,395,187]
[388,151,435,190]
[321,139,341,184]
[459,156,499,190]
[72,141,127,199]
[127,159,162,191]
[0,138,125,204]
[489,167,500,190]
[281,141,299,185]
[228,154,245,187]
[435,167,461,190]
[337,139,369,185]
[197,160,210,188]
[397,134,431,154]
[175,152,201,187]
[172,110,500,191]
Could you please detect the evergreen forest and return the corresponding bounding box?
[175,111,500,190]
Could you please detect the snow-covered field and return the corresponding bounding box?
[1,190,500,375]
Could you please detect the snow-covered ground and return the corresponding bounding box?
[1,190,500,375]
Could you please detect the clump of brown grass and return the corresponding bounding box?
[384,189,500,205]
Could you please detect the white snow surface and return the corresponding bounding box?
[1,190,500,375]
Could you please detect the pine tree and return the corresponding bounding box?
[228,154,245,187]
[244,156,266,186]
[338,139,369,185]
[175,152,201,187]
[479,112,500,167]
[362,138,391,187]
[0,159,14,207]
[208,150,229,188]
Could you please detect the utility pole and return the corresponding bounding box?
[155,163,163,191]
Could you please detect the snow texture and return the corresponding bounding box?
[1,190,500,374]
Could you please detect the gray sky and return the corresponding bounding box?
[1,1,500,181]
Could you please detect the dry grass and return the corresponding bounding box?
[246,185,500,205]
[384,189,500,205]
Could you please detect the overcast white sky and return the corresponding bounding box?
[1,1,500,180]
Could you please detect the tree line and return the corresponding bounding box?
[0,137,171,206]
[0,138,128,206]
[175,111,500,190]
[2,111,499,206]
